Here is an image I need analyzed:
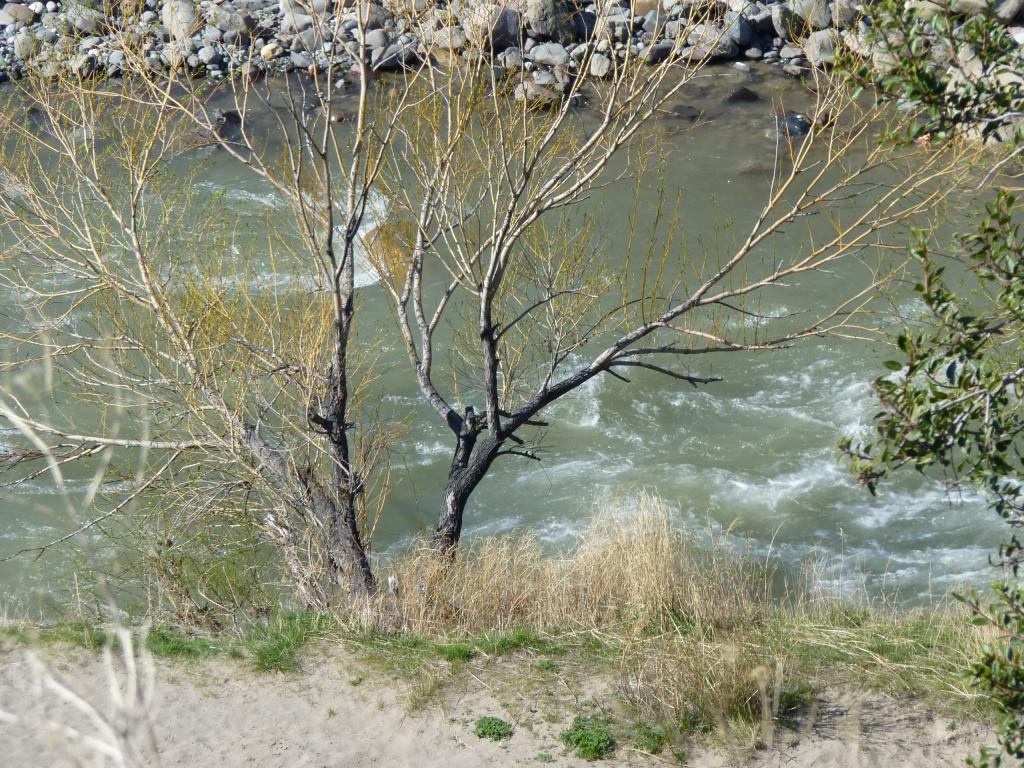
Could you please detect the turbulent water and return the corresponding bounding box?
[0,65,1002,609]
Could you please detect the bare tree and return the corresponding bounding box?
[369,66,973,550]
[0,2,972,613]
[0,5,410,608]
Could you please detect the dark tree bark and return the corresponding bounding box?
[434,416,502,552]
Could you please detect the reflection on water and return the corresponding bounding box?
[0,65,1001,608]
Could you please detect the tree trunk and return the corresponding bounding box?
[327,495,376,597]
[434,426,501,553]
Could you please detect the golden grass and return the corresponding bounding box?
[361,495,768,636]
[340,495,993,734]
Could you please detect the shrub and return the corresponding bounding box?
[474,716,514,741]
[561,715,616,760]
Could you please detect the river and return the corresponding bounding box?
[0,64,1001,612]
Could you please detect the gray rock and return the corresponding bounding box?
[792,0,830,31]
[640,9,663,36]
[803,27,838,66]
[686,23,739,59]
[499,45,523,67]
[778,110,811,136]
[532,68,556,85]
[831,0,858,28]
[644,39,674,64]
[780,42,802,58]
[209,8,255,37]
[198,45,220,64]
[525,0,580,43]
[950,0,1023,20]
[351,2,388,30]
[162,0,197,42]
[362,27,389,48]
[373,41,418,69]
[770,3,797,40]
[589,50,611,76]
[513,78,561,105]
[282,10,313,32]
[994,0,1024,21]
[13,29,38,59]
[290,49,313,68]
[281,0,333,12]
[529,40,568,65]
[65,1,104,34]
[4,3,36,25]
[426,25,469,51]
[724,10,753,47]
[462,3,522,52]
[723,85,758,103]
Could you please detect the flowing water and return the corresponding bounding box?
[0,65,1002,609]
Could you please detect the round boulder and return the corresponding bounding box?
[525,0,581,44]
[461,2,523,52]
[162,0,198,42]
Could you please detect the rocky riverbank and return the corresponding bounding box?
[0,0,1021,114]
[0,1,1016,80]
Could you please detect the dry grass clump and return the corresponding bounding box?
[620,634,783,739]
[339,495,992,737]
[361,495,770,637]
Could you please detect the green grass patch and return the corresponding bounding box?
[243,611,334,672]
[561,715,616,760]
[146,625,223,660]
[474,715,514,741]
[4,619,111,650]
[632,721,665,754]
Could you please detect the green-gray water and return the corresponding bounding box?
[0,66,1001,609]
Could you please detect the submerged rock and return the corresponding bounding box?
[778,111,812,137]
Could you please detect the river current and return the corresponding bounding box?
[0,65,1002,609]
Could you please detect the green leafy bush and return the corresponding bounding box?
[474,716,514,741]
[560,715,616,760]
[632,721,665,754]
[845,192,1024,766]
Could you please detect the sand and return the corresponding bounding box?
[0,642,991,768]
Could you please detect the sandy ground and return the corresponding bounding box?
[0,641,991,768]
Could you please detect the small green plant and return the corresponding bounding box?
[474,716,514,741]
[777,682,814,716]
[243,611,332,672]
[633,721,665,754]
[146,625,221,659]
[437,641,475,662]
[533,659,558,672]
[676,711,713,737]
[560,715,616,760]
[536,752,555,763]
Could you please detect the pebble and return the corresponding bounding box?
[0,0,1009,107]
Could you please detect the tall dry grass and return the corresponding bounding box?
[365,495,769,636]
[342,495,991,736]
